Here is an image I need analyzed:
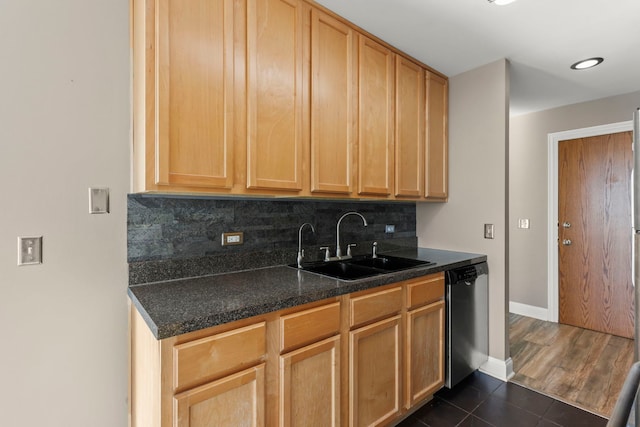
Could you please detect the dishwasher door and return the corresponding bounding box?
[445,262,489,388]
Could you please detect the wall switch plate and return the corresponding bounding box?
[385,224,395,233]
[89,188,110,214]
[518,218,530,229]
[18,236,43,265]
[222,232,244,246]
[484,224,495,239]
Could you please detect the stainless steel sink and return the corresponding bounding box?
[292,255,434,280]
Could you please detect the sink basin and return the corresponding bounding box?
[301,261,383,280]
[348,255,432,271]
[292,255,434,280]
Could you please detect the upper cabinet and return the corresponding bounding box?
[357,36,395,197]
[425,72,449,201]
[395,57,425,198]
[132,0,448,201]
[246,0,305,191]
[309,9,356,195]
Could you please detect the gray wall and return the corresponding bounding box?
[417,59,510,362]
[509,90,640,310]
[0,0,130,426]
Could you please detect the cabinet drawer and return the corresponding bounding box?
[406,274,444,309]
[173,322,266,391]
[280,302,341,353]
[350,286,403,328]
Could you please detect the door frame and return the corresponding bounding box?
[547,120,633,322]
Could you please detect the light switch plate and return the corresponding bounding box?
[18,236,43,265]
[89,187,110,214]
[518,218,530,229]
[484,224,495,239]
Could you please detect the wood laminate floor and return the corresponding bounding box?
[509,313,634,418]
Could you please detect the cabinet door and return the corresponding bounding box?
[395,57,425,198]
[405,300,445,408]
[155,0,234,189]
[350,315,401,427]
[246,0,304,191]
[425,72,448,200]
[280,336,340,427]
[174,364,265,427]
[310,10,356,195]
[357,36,394,197]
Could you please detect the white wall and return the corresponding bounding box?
[0,1,130,426]
[417,59,510,362]
[509,91,640,312]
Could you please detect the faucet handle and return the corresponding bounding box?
[319,246,331,262]
[372,241,378,258]
[347,244,356,257]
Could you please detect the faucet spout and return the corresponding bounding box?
[297,223,315,268]
[336,212,368,259]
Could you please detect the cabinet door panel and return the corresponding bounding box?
[425,72,448,200]
[405,301,444,407]
[395,57,424,197]
[358,36,394,196]
[310,10,356,194]
[247,0,304,191]
[350,315,401,427]
[156,0,234,188]
[280,336,340,427]
[174,364,265,427]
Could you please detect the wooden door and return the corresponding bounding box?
[155,0,234,189]
[357,35,394,197]
[174,364,265,427]
[395,57,425,197]
[349,315,401,427]
[425,72,448,200]
[246,0,304,191]
[279,336,340,427]
[558,131,634,338]
[310,10,356,195]
[405,300,444,408]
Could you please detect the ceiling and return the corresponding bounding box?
[314,0,640,116]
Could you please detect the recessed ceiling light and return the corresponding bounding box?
[570,57,604,70]
[488,0,518,5]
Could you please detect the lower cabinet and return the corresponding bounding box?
[279,336,341,427]
[350,315,402,427]
[130,273,445,427]
[174,365,265,427]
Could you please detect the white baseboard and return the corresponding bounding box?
[480,357,514,382]
[509,301,549,321]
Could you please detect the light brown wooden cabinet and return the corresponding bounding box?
[425,72,449,201]
[130,275,444,427]
[404,275,445,408]
[133,0,448,201]
[309,9,356,195]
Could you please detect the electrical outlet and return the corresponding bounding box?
[518,218,530,229]
[221,232,244,246]
[18,236,43,265]
[385,224,395,233]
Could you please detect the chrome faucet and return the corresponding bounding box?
[297,223,315,268]
[335,212,368,259]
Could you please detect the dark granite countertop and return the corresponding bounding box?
[128,247,486,339]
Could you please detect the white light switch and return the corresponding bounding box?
[89,188,110,214]
[484,224,495,239]
[18,236,43,265]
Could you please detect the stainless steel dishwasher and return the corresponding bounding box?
[444,262,489,388]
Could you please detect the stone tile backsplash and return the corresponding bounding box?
[128,194,417,284]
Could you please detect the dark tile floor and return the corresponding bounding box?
[396,371,608,427]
